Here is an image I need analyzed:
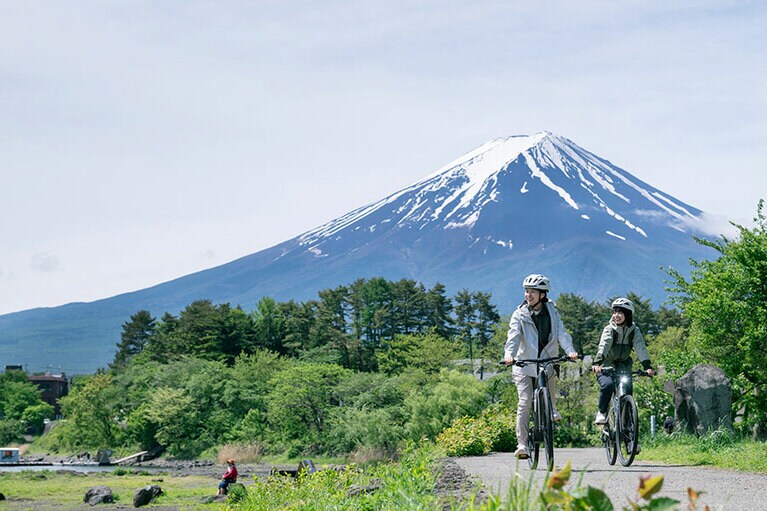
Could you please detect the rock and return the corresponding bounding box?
[298,459,316,475]
[84,486,114,505]
[133,484,163,507]
[663,416,675,434]
[674,364,732,435]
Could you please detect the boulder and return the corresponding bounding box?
[133,485,163,507]
[84,486,114,505]
[674,364,732,435]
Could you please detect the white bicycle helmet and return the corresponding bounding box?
[611,297,635,313]
[522,274,550,291]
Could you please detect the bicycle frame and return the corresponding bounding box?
[502,355,575,471]
[600,367,647,467]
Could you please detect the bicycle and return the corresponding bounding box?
[598,367,651,467]
[501,354,577,471]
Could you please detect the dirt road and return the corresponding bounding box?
[453,447,767,511]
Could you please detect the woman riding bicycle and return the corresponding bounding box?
[592,297,655,425]
[504,274,579,459]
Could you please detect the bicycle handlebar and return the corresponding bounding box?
[498,354,581,368]
[599,367,653,377]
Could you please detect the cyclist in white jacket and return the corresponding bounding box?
[504,274,578,459]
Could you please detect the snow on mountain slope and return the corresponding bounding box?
[297,131,705,258]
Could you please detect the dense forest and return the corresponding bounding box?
[1,275,693,459]
[6,201,767,460]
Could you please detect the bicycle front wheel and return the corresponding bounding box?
[527,390,540,469]
[540,387,555,471]
[617,395,639,467]
[604,401,617,465]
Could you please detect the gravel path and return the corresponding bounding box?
[453,447,767,511]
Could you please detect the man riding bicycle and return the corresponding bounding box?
[504,274,579,459]
[592,298,655,425]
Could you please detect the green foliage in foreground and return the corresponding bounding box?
[642,428,767,473]
[473,460,704,511]
[231,442,444,511]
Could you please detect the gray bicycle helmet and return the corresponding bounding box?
[522,274,550,291]
[611,297,635,313]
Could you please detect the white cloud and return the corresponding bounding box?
[29,253,61,273]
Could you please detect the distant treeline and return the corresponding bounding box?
[112,278,503,372]
[113,277,688,372]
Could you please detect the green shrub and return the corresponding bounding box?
[436,405,514,456]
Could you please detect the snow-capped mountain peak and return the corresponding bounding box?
[298,131,704,252]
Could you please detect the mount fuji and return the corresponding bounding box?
[0,131,715,373]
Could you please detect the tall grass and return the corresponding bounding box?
[230,442,446,511]
[641,428,767,472]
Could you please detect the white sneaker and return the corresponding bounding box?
[553,411,562,422]
[514,446,529,459]
[594,411,608,425]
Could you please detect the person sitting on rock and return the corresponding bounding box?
[217,459,238,495]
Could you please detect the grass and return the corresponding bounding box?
[641,429,767,473]
[228,443,450,511]
[0,469,218,510]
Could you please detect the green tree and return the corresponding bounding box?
[278,300,316,357]
[376,330,460,375]
[144,387,201,457]
[0,377,43,421]
[252,297,284,353]
[112,310,156,369]
[59,374,120,448]
[666,200,767,436]
[473,291,500,379]
[556,293,607,356]
[425,283,455,338]
[454,289,476,361]
[264,362,350,450]
[21,402,54,435]
[0,419,24,445]
[144,312,181,363]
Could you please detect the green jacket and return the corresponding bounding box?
[593,321,652,369]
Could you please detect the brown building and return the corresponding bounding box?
[28,374,69,418]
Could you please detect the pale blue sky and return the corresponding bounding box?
[1,1,765,314]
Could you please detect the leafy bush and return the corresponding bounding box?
[0,419,24,445]
[436,405,514,456]
[405,368,487,441]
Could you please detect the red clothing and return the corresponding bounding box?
[223,465,238,482]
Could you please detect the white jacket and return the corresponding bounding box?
[504,301,575,378]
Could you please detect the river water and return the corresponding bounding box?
[0,464,161,473]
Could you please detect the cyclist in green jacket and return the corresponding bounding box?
[591,297,655,425]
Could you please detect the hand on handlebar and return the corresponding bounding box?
[646,368,656,377]
[592,365,603,375]
[504,355,514,366]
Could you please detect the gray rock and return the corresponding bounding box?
[84,486,114,506]
[674,364,732,435]
[133,484,163,507]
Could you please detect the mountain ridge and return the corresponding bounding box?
[0,131,715,373]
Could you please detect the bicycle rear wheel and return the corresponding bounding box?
[527,390,540,469]
[604,401,617,465]
[618,395,639,466]
[540,387,555,471]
